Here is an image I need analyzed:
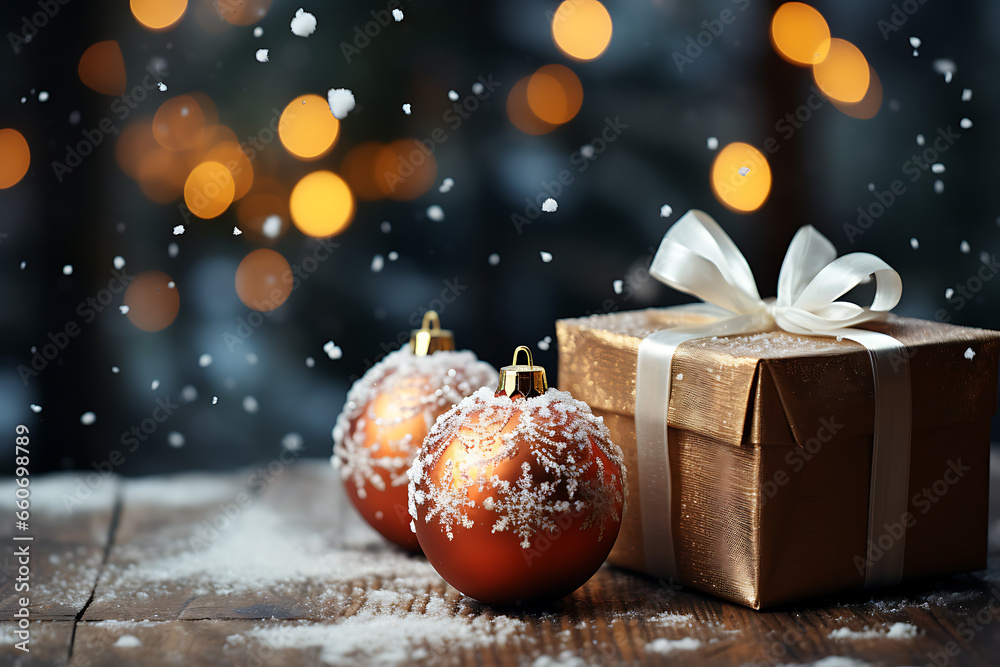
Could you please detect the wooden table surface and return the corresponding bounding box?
[2,453,999,667]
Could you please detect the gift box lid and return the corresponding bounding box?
[556,308,1000,449]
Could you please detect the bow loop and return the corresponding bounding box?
[649,210,762,315]
[650,210,902,335]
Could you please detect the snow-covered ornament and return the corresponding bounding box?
[332,311,497,551]
[407,346,627,604]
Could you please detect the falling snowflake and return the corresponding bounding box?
[960,117,973,129]
[488,253,500,266]
[199,353,213,367]
[613,279,623,294]
[233,227,243,235]
[324,340,343,360]
[371,254,385,272]
[151,379,159,390]
[960,240,970,254]
[426,205,445,221]
[173,225,185,235]
[119,305,130,314]
[30,404,42,413]
[439,177,454,193]
[448,90,459,101]
[80,412,96,426]
[327,88,356,119]
[62,264,73,275]
[541,198,558,213]
[255,49,269,63]
[392,8,403,21]
[243,396,259,414]
[282,433,305,452]
[660,204,673,218]
[262,216,282,238]
[290,8,317,37]
[402,103,411,115]
[113,255,125,270]
[253,26,263,37]
[157,82,167,92]
[168,432,185,448]
[909,238,919,250]
[964,347,976,360]
[706,136,719,150]
[540,251,553,263]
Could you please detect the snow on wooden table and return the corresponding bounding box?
[2,456,1000,666]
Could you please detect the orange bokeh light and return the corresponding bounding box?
[770,3,831,66]
[124,271,180,332]
[278,94,340,161]
[153,95,206,151]
[78,41,126,96]
[812,38,870,104]
[237,179,291,242]
[203,141,253,200]
[235,249,293,312]
[507,77,557,136]
[184,161,235,219]
[290,171,355,238]
[527,64,583,125]
[342,142,389,201]
[374,139,438,201]
[137,147,187,203]
[552,0,613,61]
[832,65,882,120]
[216,0,273,25]
[130,0,187,31]
[711,142,772,213]
[0,129,30,189]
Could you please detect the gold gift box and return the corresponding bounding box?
[556,308,1000,609]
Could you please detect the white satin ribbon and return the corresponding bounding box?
[636,209,911,588]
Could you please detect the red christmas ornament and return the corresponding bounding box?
[408,346,627,604]
[332,312,498,550]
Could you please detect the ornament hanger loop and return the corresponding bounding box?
[422,310,442,332]
[496,345,548,399]
[410,310,455,356]
[511,345,533,367]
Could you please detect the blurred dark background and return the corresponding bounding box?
[1,0,998,475]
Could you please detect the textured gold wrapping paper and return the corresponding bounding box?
[556,309,1000,609]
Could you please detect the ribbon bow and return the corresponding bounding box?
[649,209,902,335]
[635,209,911,590]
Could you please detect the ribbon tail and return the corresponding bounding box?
[635,313,764,580]
[838,329,912,588]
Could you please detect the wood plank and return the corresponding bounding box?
[0,473,118,622]
[55,453,1000,665]
[0,620,75,666]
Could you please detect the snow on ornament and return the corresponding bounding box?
[332,311,498,551]
[407,346,626,604]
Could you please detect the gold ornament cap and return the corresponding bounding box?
[409,311,455,356]
[495,346,549,399]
